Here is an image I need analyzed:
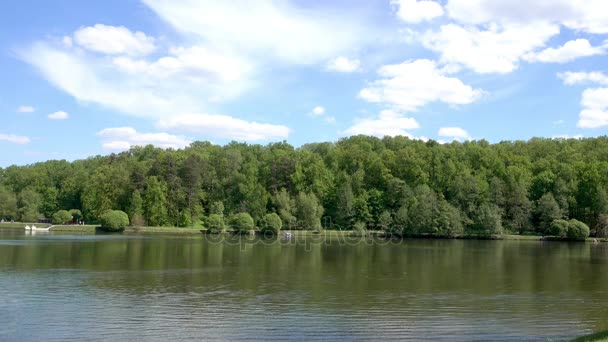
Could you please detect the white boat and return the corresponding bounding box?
[24,225,52,231]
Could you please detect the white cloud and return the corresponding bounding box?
[445,0,608,34]
[326,57,360,73]
[112,46,252,83]
[141,0,370,65]
[0,133,30,144]
[343,110,420,137]
[48,111,69,120]
[558,71,608,86]
[553,134,583,139]
[157,114,290,141]
[97,127,192,151]
[438,126,472,141]
[422,22,559,74]
[17,105,35,113]
[20,42,250,119]
[311,106,325,116]
[578,88,608,128]
[524,39,606,63]
[360,59,483,112]
[392,0,444,24]
[73,24,156,56]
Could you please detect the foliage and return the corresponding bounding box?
[231,212,254,233]
[99,210,129,232]
[567,219,590,240]
[295,192,324,230]
[52,210,72,224]
[548,219,569,238]
[260,213,282,234]
[206,214,225,234]
[2,136,608,237]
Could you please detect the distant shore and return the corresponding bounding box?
[2,222,607,242]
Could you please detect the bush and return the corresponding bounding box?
[52,210,73,224]
[231,212,254,233]
[352,221,367,237]
[260,213,282,234]
[548,219,569,238]
[567,219,590,240]
[99,210,129,232]
[206,214,225,234]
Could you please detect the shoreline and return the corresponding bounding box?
[2,223,607,242]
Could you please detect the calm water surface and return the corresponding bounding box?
[1,229,607,341]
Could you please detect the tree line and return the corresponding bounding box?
[1,135,607,238]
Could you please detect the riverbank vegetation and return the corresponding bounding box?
[1,136,608,239]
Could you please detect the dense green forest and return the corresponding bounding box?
[1,135,608,237]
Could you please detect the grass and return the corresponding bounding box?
[570,330,608,342]
[124,226,205,234]
[0,222,52,229]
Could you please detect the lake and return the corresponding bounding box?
[1,230,607,341]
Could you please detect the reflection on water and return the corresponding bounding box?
[1,230,607,341]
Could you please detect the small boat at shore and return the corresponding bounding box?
[24,225,52,231]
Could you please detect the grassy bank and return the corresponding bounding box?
[0,222,52,229]
[124,226,205,234]
[571,330,608,342]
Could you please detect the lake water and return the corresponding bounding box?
[1,230,607,341]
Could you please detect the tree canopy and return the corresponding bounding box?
[1,135,607,237]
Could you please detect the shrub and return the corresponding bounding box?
[567,219,590,240]
[548,219,569,238]
[52,210,72,224]
[206,214,225,234]
[352,221,367,237]
[231,212,254,233]
[99,210,129,232]
[260,213,282,234]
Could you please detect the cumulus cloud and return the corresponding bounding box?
[17,105,35,113]
[0,133,30,144]
[578,88,608,128]
[560,71,608,129]
[524,39,606,63]
[326,57,360,73]
[97,127,192,151]
[445,0,608,34]
[558,71,608,86]
[438,126,472,141]
[72,24,156,56]
[422,22,559,74]
[392,0,444,24]
[157,114,290,141]
[48,111,69,120]
[343,110,420,137]
[360,59,484,112]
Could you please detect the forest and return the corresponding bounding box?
[1,135,608,238]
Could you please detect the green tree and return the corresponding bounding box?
[143,176,169,227]
[0,186,17,220]
[535,193,562,234]
[295,192,324,230]
[52,210,72,224]
[206,214,225,233]
[567,219,590,240]
[17,189,42,222]
[548,219,569,238]
[260,213,282,234]
[231,212,254,233]
[99,210,129,232]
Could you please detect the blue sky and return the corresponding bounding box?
[1,0,608,166]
